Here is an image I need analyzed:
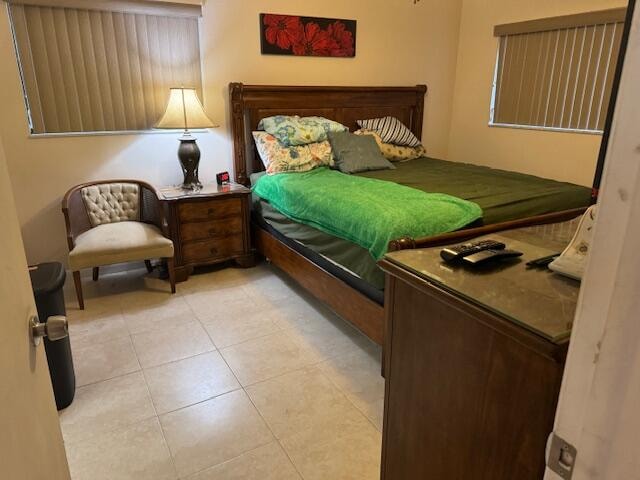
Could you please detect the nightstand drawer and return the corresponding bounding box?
[178,198,242,223]
[181,235,244,263]
[180,217,243,243]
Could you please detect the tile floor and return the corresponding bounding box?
[60,262,384,480]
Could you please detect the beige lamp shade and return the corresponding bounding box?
[155,88,216,130]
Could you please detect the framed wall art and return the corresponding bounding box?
[260,13,357,58]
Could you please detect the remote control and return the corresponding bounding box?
[440,239,506,263]
[462,248,523,266]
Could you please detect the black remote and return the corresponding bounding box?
[462,248,523,265]
[440,239,506,263]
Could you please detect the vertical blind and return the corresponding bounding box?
[492,8,626,132]
[8,1,203,134]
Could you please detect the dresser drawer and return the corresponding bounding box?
[181,235,244,263]
[180,217,243,243]
[178,198,242,223]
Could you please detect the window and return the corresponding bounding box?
[490,8,626,133]
[8,0,203,134]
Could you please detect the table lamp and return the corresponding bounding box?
[156,87,216,190]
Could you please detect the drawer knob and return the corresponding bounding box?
[208,208,214,215]
[210,247,217,254]
[209,229,216,235]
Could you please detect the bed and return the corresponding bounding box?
[230,83,590,345]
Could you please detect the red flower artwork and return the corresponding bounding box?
[327,21,355,57]
[292,22,338,56]
[260,14,356,58]
[263,14,303,50]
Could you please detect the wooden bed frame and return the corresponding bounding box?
[229,82,586,346]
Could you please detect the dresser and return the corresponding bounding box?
[378,220,581,480]
[159,183,254,282]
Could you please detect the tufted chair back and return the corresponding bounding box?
[81,183,140,227]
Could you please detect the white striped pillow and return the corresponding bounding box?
[356,116,421,148]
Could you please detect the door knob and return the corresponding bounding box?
[30,315,68,347]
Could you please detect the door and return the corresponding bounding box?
[0,136,70,478]
[544,3,640,479]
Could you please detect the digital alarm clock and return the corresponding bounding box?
[216,171,230,185]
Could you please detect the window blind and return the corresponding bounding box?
[8,1,203,134]
[492,8,626,132]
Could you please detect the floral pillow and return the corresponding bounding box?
[355,130,426,162]
[258,115,348,147]
[252,131,334,174]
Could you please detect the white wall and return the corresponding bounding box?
[0,0,463,265]
[448,0,627,186]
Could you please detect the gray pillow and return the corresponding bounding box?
[327,131,395,174]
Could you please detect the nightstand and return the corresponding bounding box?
[159,183,254,282]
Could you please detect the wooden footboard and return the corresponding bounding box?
[388,207,587,251]
[253,223,384,345]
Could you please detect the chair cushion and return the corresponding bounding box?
[68,222,174,271]
[81,183,140,227]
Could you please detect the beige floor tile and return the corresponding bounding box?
[66,417,177,480]
[159,389,274,478]
[66,288,122,311]
[268,296,329,330]
[364,397,385,431]
[103,293,175,314]
[73,336,140,387]
[79,269,170,300]
[197,295,271,325]
[246,366,364,441]
[317,348,385,430]
[220,331,320,386]
[178,265,268,292]
[62,264,383,480]
[59,371,155,443]
[281,418,382,480]
[184,284,254,319]
[68,309,129,350]
[185,442,301,480]
[283,312,372,361]
[242,274,298,304]
[201,309,282,348]
[144,352,240,414]
[131,321,214,368]
[122,295,195,335]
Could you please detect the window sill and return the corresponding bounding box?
[488,122,603,136]
[27,129,212,139]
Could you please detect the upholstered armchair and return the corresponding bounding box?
[62,180,176,309]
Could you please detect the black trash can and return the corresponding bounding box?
[29,262,75,410]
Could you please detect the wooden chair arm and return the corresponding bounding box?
[61,188,92,251]
[139,183,171,237]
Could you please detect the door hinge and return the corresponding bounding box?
[546,432,577,479]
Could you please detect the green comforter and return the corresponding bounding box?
[253,168,482,260]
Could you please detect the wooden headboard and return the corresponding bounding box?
[229,83,428,185]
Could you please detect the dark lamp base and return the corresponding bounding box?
[178,135,202,191]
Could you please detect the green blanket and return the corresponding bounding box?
[253,168,482,260]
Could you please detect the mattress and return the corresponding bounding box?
[251,156,591,291]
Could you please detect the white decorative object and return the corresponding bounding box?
[549,205,597,280]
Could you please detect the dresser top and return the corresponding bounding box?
[383,219,582,344]
[158,182,251,200]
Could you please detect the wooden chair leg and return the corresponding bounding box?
[145,260,153,273]
[73,271,84,310]
[166,258,176,294]
[92,267,99,281]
